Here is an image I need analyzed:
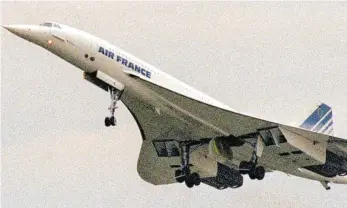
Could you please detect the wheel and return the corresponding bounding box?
[185,179,194,188]
[191,172,201,186]
[239,161,251,175]
[234,172,243,188]
[255,166,265,180]
[175,169,185,183]
[176,177,185,183]
[185,176,194,188]
[110,116,116,126]
[104,117,110,127]
[249,171,256,180]
[175,169,182,177]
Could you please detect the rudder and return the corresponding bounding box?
[300,103,334,136]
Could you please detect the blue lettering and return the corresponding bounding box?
[109,51,114,59]
[122,59,128,66]
[128,62,134,69]
[134,65,141,73]
[141,68,146,76]
[146,71,151,78]
[98,46,105,54]
[99,46,151,79]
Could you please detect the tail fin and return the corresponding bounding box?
[300,103,334,136]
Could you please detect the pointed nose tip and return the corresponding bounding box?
[2,25,10,30]
[2,24,31,40]
[2,24,19,34]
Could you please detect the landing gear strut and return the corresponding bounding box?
[239,141,266,180]
[174,141,203,188]
[320,181,331,190]
[105,87,122,127]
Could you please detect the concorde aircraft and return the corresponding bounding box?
[3,22,347,190]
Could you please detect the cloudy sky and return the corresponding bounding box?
[1,1,347,208]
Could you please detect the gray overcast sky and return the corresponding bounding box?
[1,1,347,208]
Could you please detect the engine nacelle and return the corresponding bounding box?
[209,135,244,163]
[202,163,244,189]
[215,163,243,188]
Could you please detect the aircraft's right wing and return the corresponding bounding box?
[121,87,209,185]
[119,76,347,188]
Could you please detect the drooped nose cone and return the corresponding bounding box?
[3,24,31,39]
[2,24,45,45]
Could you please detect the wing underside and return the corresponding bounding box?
[120,77,347,187]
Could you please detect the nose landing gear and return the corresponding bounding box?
[104,116,116,127]
[105,87,122,127]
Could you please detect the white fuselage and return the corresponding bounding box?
[4,22,347,186]
[52,25,232,111]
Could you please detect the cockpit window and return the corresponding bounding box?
[40,22,61,29]
[53,24,61,29]
[41,22,52,27]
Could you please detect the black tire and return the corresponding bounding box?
[105,117,110,127]
[239,161,251,175]
[185,177,194,188]
[249,171,256,180]
[176,176,185,183]
[191,172,201,186]
[234,172,244,188]
[175,169,185,183]
[175,169,182,177]
[110,116,115,126]
[255,166,265,180]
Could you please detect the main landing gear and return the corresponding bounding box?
[174,141,203,188]
[239,143,266,180]
[239,161,265,180]
[104,87,123,127]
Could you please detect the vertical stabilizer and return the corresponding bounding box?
[300,103,334,136]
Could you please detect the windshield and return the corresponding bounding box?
[40,22,52,27]
[40,22,61,29]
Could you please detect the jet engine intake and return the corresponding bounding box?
[209,135,244,162]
